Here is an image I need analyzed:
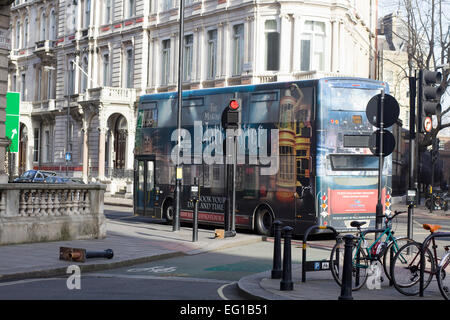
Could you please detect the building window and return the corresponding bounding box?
[81,56,89,92]
[12,75,17,92]
[50,10,56,40]
[33,128,40,162]
[37,68,42,101]
[44,130,51,163]
[265,20,279,71]
[85,0,91,28]
[23,18,28,48]
[104,0,112,24]
[103,53,110,86]
[207,29,217,80]
[127,0,135,18]
[183,35,193,82]
[40,12,46,40]
[68,59,75,95]
[125,48,134,88]
[161,39,170,85]
[232,24,244,76]
[15,21,20,49]
[47,69,54,99]
[163,0,174,11]
[301,21,325,71]
[21,73,26,100]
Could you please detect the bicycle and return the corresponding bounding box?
[330,210,413,290]
[390,224,450,299]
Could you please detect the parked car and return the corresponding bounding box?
[14,170,57,183]
[44,176,85,184]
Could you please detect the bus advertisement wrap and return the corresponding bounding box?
[134,78,390,234]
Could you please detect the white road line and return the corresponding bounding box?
[217,282,235,300]
[0,278,60,287]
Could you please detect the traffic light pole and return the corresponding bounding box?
[408,75,416,241]
[376,89,385,232]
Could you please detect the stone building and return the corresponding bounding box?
[8,0,378,197]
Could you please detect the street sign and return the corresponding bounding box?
[5,92,20,153]
[369,129,396,157]
[424,116,432,132]
[65,152,72,161]
[366,93,400,128]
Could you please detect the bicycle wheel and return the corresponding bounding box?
[437,253,450,300]
[330,238,369,291]
[382,237,415,283]
[391,242,435,296]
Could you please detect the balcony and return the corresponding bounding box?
[32,99,56,113]
[34,40,55,63]
[84,87,137,105]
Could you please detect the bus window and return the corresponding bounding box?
[329,154,378,171]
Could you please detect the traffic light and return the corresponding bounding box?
[221,99,241,129]
[418,69,444,133]
[432,138,440,163]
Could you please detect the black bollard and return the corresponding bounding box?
[338,234,354,300]
[86,249,114,260]
[280,226,294,291]
[271,220,283,279]
[192,199,199,242]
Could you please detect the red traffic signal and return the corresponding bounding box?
[221,99,241,129]
[229,99,239,110]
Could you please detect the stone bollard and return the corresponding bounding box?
[271,220,283,279]
[280,226,294,291]
[338,234,354,300]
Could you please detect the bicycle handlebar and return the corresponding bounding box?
[385,210,407,221]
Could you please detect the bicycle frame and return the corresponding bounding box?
[354,226,396,264]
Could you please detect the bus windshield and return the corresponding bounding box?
[330,87,380,111]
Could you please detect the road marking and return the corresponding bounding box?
[89,273,229,284]
[0,278,60,287]
[217,282,235,300]
[127,266,177,273]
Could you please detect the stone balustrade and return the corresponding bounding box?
[0,183,106,245]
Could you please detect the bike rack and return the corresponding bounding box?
[302,224,338,282]
[419,232,450,297]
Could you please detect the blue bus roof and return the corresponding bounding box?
[139,78,386,103]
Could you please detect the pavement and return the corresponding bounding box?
[0,198,449,300]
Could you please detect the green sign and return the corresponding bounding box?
[5,92,20,153]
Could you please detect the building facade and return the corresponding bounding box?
[9,0,378,196]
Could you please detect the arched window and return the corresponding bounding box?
[49,10,56,40]
[114,116,127,170]
[15,20,20,49]
[23,18,29,48]
[40,12,46,40]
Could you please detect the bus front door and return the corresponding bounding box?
[294,186,316,234]
[135,159,155,216]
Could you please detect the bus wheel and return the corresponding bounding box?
[164,201,174,223]
[255,207,274,236]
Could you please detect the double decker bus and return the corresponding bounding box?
[134,78,392,235]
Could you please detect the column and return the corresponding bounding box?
[82,125,89,183]
[98,127,106,181]
[279,13,292,80]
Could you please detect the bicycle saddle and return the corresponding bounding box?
[350,221,367,228]
[422,224,442,233]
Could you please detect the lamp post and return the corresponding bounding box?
[174,0,185,232]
